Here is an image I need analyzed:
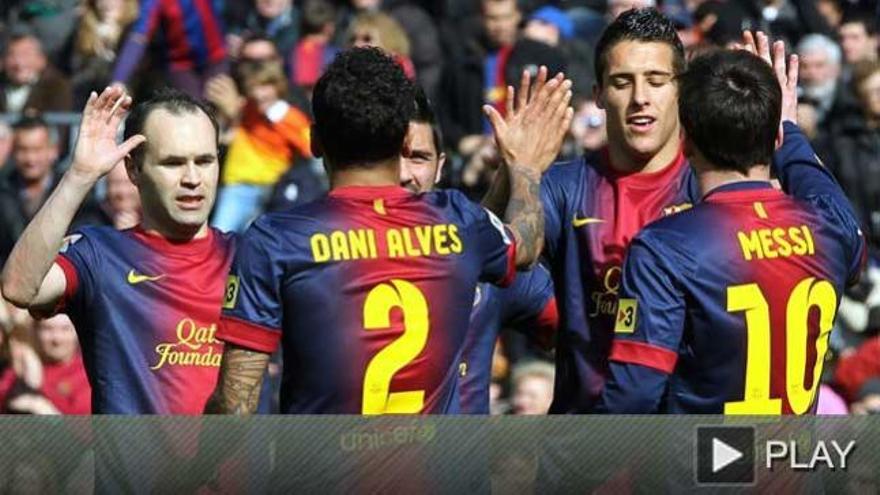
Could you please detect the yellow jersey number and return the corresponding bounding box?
[725,277,837,415]
[361,279,429,415]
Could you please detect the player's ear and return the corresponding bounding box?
[435,152,447,184]
[124,155,139,186]
[310,124,324,159]
[774,123,784,151]
[592,83,604,110]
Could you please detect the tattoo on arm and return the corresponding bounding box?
[204,344,270,415]
[505,165,544,268]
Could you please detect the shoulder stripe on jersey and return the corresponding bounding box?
[609,340,677,374]
[217,315,281,354]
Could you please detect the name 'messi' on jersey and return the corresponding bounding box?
[737,224,816,261]
[310,223,464,263]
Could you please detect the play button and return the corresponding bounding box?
[696,426,755,485]
[712,438,743,473]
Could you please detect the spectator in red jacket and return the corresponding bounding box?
[834,335,880,414]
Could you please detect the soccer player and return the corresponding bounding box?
[1,87,235,414]
[485,9,824,413]
[401,88,558,414]
[206,47,572,414]
[598,44,865,413]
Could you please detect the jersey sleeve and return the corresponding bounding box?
[600,232,685,413]
[53,231,99,319]
[217,221,285,354]
[499,264,558,348]
[773,122,867,281]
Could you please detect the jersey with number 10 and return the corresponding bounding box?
[217,186,515,414]
[603,124,866,414]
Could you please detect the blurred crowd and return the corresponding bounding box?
[0,0,879,416]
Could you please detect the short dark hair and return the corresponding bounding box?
[412,86,444,154]
[123,87,220,169]
[594,8,685,87]
[678,50,781,174]
[841,9,877,36]
[301,0,336,35]
[12,114,50,134]
[312,47,415,168]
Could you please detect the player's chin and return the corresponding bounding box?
[624,134,665,158]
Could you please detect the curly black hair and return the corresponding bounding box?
[594,8,685,87]
[312,47,415,168]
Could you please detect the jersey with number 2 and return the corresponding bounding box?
[217,186,515,414]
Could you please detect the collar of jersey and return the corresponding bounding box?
[703,180,779,203]
[328,185,412,200]
[131,225,217,257]
[598,145,687,189]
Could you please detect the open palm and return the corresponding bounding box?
[71,87,146,180]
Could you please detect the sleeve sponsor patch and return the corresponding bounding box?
[614,298,638,333]
[223,275,240,309]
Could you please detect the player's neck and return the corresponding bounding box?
[698,165,771,197]
[139,218,209,241]
[607,134,681,175]
[330,160,400,190]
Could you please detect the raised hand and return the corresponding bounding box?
[737,31,799,125]
[484,66,574,175]
[71,86,146,182]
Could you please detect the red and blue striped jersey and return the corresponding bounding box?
[541,147,700,412]
[459,265,557,414]
[600,124,866,414]
[217,186,516,414]
[56,226,236,414]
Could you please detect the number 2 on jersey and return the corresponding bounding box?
[362,280,429,414]
[725,277,837,415]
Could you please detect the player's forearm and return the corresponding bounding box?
[505,165,545,269]
[481,164,510,217]
[1,170,98,307]
[204,344,269,415]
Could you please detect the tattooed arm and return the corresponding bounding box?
[483,67,574,268]
[204,343,270,415]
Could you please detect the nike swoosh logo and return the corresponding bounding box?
[572,216,605,227]
[127,270,166,285]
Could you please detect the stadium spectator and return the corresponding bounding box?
[796,33,843,123]
[0,31,73,115]
[568,96,607,160]
[510,360,555,415]
[523,7,594,94]
[824,60,880,255]
[342,0,442,99]
[835,334,880,414]
[2,0,79,69]
[1,87,236,415]
[111,0,228,99]
[346,11,415,79]
[720,0,833,47]
[290,0,339,94]
[227,0,300,67]
[101,163,142,230]
[211,59,312,233]
[439,0,522,159]
[71,0,139,107]
[0,116,102,264]
[839,10,878,67]
[5,314,91,415]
